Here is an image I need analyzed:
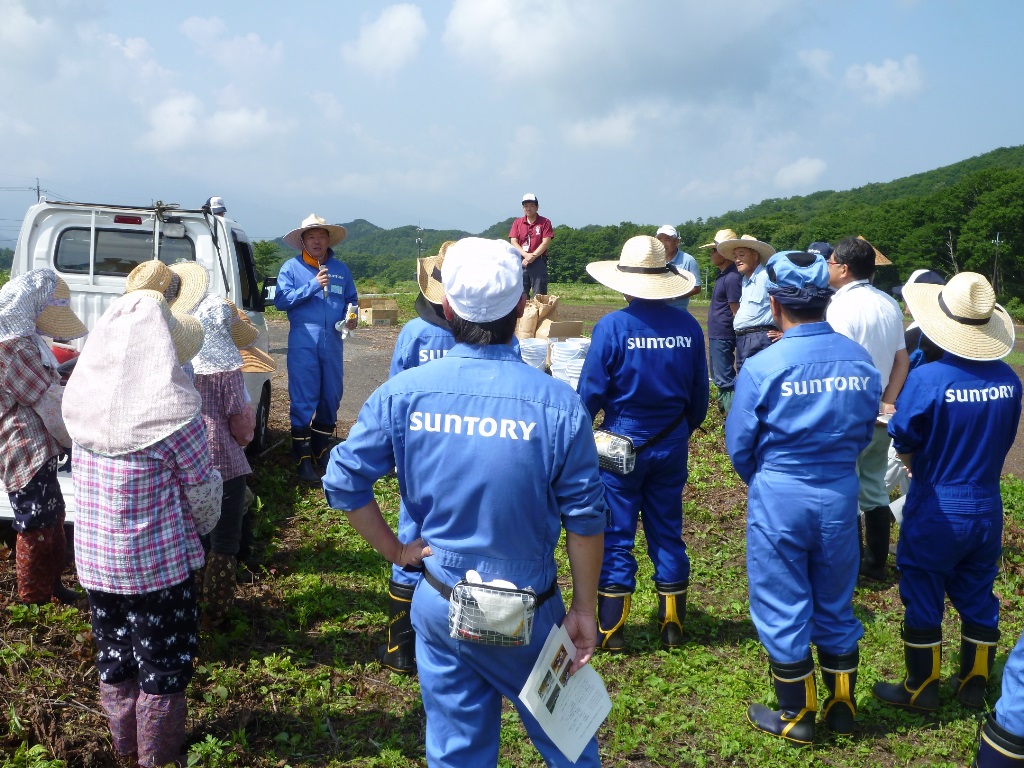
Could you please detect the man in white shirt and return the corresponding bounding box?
[655,225,702,311]
[826,237,909,580]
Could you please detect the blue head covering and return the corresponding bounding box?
[766,251,833,309]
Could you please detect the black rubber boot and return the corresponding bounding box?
[310,421,336,473]
[860,506,892,580]
[597,588,631,653]
[377,579,416,674]
[975,714,1024,767]
[291,428,321,483]
[818,648,858,734]
[656,580,687,649]
[872,625,942,711]
[956,623,999,709]
[747,655,817,745]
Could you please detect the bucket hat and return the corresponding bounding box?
[701,228,739,249]
[283,214,347,251]
[586,235,696,300]
[441,238,523,323]
[902,272,1014,361]
[717,235,776,264]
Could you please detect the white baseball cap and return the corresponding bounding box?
[656,225,678,239]
[522,193,538,204]
[441,238,524,323]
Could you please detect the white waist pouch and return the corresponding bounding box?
[448,570,537,647]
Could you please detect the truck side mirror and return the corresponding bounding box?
[262,276,277,303]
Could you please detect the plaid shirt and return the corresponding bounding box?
[194,371,252,481]
[0,336,61,492]
[73,415,216,594]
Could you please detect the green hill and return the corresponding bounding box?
[263,144,1024,297]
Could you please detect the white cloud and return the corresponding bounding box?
[0,0,55,60]
[798,49,832,80]
[139,95,290,152]
[180,16,284,74]
[775,157,827,189]
[564,103,671,150]
[844,54,923,106]
[140,94,203,150]
[341,4,428,79]
[311,92,346,123]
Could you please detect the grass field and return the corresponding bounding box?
[2,284,1023,767]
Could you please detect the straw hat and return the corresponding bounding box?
[167,261,210,315]
[717,235,776,264]
[283,214,348,251]
[36,276,87,341]
[586,235,696,300]
[125,260,173,294]
[132,289,204,364]
[701,228,739,249]
[856,235,892,266]
[417,240,454,305]
[902,272,1014,361]
[228,304,259,348]
[240,346,276,373]
[226,301,276,372]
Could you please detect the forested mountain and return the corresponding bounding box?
[261,144,1024,297]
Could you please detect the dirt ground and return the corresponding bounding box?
[265,304,1024,478]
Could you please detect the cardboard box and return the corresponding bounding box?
[534,320,583,341]
[359,297,399,326]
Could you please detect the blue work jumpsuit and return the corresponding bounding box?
[725,322,880,663]
[888,354,1021,631]
[323,343,607,767]
[274,251,358,430]
[576,299,709,591]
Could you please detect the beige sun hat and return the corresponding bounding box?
[125,260,173,294]
[133,289,205,364]
[417,240,455,305]
[902,272,1014,361]
[283,213,348,251]
[226,301,276,372]
[586,235,696,300]
[166,261,210,315]
[228,304,260,348]
[240,345,276,373]
[717,234,776,264]
[701,228,739,249]
[35,276,88,341]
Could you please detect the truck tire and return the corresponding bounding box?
[247,385,271,458]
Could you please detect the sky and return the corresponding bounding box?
[2,0,1023,246]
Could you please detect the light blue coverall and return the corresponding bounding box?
[576,299,708,591]
[323,343,607,767]
[996,629,1024,738]
[725,322,880,662]
[274,251,358,430]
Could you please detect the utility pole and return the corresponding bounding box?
[992,232,1002,295]
[416,224,423,259]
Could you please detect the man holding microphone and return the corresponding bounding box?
[275,214,358,481]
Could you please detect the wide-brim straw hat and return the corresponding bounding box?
[36,276,87,341]
[586,235,696,300]
[717,235,776,264]
[283,213,347,251]
[125,260,173,294]
[132,289,205,364]
[229,304,260,348]
[902,272,1014,361]
[701,228,739,249]
[167,261,210,315]
[240,346,276,373]
[417,241,454,305]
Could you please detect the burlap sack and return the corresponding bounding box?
[516,303,539,339]
[533,294,560,321]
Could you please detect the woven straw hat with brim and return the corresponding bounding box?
[586,235,696,300]
[902,272,1015,362]
[167,261,209,315]
[701,228,739,249]
[717,235,776,264]
[36,276,87,341]
[132,289,204,364]
[125,260,173,294]
[417,241,455,305]
[227,303,277,372]
[228,304,259,348]
[283,214,348,252]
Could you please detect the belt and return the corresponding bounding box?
[423,569,559,607]
[735,324,776,337]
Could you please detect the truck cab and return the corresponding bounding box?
[0,199,273,522]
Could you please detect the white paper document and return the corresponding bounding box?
[518,623,612,763]
[890,493,907,525]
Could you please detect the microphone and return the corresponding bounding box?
[320,264,329,300]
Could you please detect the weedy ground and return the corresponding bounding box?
[2,288,1024,767]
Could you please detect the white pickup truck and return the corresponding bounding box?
[0,199,274,522]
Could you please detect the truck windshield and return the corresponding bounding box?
[55,228,195,276]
